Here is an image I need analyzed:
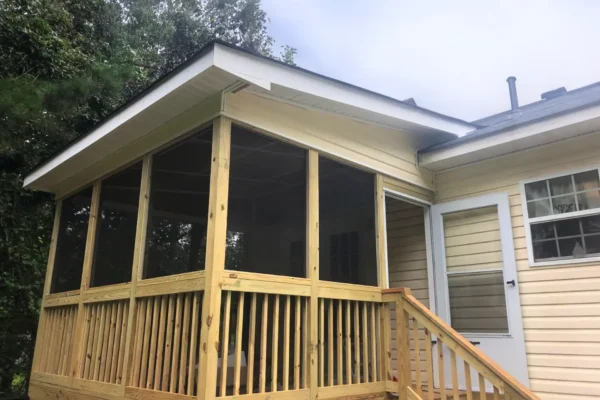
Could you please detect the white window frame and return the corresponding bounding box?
[520,166,600,267]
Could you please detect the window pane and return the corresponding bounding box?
[549,175,574,196]
[555,218,581,237]
[531,222,555,241]
[552,194,576,214]
[144,129,212,279]
[448,271,508,334]
[582,215,600,234]
[527,199,551,218]
[226,126,306,277]
[574,170,600,191]
[533,240,558,260]
[584,235,600,254]
[558,237,585,258]
[525,181,548,200]
[91,163,142,287]
[577,190,600,211]
[51,187,93,293]
[319,157,376,285]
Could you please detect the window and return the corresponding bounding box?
[143,129,212,279]
[51,186,93,293]
[90,162,142,287]
[226,126,306,277]
[523,168,600,263]
[319,157,376,286]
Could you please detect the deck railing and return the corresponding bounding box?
[31,279,539,400]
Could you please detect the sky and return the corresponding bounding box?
[261,0,600,122]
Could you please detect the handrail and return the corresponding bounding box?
[382,288,539,400]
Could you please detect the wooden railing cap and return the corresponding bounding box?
[381,287,412,295]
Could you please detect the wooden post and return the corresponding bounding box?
[375,174,388,289]
[122,154,153,389]
[197,116,232,400]
[70,181,102,379]
[395,289,411,398]
[306,150,319,400]
[31,200,62,372]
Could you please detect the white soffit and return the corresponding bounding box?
[25,41,475,192]
[419,103,600,171]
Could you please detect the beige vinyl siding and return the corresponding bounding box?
[385,197,430,385]
[434,130,600,400]
[224,91,435,190]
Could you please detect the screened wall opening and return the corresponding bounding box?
[226,126,307,277]
[51,186,93,293]
[90,162,142,287]
[143,128,213,279]
[319,157,377,286]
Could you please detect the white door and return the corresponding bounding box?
[431,193,529,391]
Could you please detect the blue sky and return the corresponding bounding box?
[262,0,600,121]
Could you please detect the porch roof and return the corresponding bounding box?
[24,40,475,193]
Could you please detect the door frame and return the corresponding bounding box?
[381,187,437,315]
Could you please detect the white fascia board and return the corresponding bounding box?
[419,103,600,171]
[212,43,474,136]
[24,48,216,188]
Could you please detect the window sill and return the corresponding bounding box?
[530,256,600,268]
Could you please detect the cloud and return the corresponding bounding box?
[262,0,600,121]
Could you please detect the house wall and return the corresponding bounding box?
[223,91,435,190]
[434,130,600,400]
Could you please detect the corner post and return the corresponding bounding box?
[395,288,412,397]
[306,150,319,400]
[31,200,62,372]
[197,116,232,400]
[70,181,102,380]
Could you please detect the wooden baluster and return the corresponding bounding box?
[335,299,342,385]
[220,291,232,396]
[179,293,192,394]
[302,296,308,390]
[247,293,257,394]
[362,302,369,382]
[259,294,269,393]
[316,297,322,388]
[354,301,360,384]
[99,304,112,381]
[234,292,245,395]
[154,296,168,390]
[103,303,118,382]
[146,297,160,388]
[61,307,74,375]
[396,295,410,397]
[345,300,352,384]
[328,299,333,386]
[116,303,128,384]
[110,302,124,384]
[382,304,392,382]
[140,298,153,386]
[376,303,382,382]
[282,295,290,391]
[93,303,108,381]
[464,361,473,400]
[161,295,175,391]
[56,308,68,375]
[437,340,446,399]
[54,308,66,375]
[478,374,486,400]
[450,350,459,400]
[424,329,434,400]
[272,294,280,392]
[413,318,422,397]
[301,297,308,389]
[493,386,500,400]
[188,292,200,395]
[80,305,93,378]
[370,302,377,383]
[170,294,184,393]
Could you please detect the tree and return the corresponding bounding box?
[0,0,295,395]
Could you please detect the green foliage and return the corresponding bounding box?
[0,0,295,396]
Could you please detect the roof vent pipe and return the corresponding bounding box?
[506,76,519,111]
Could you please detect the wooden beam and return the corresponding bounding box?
[306,149,319,400]
[197,116,232,400]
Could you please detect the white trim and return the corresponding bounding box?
[519,166,600,267]
[382,187,433,206]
